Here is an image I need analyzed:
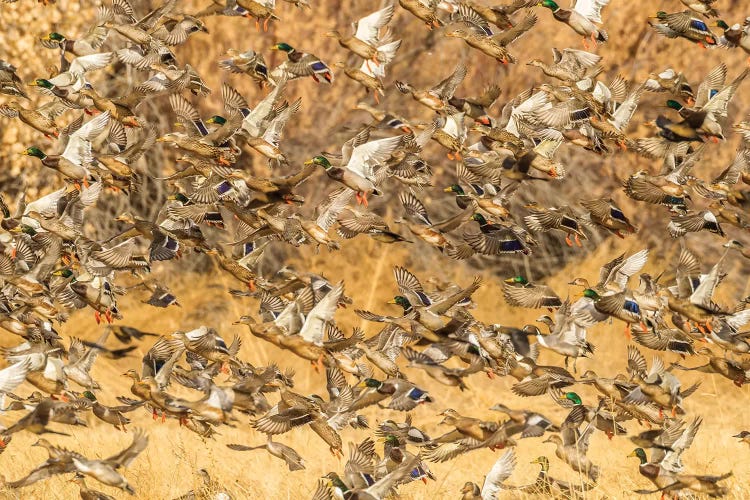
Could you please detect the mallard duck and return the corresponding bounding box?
[461,213,532,256]
[580,198,637,237]
[0,100,65,138]
[0,60,29,99]
[490,404,559,438]
[543,406,599,481]
[539,0,609,49]
[524,202,587,247]
[503,276,561,309]
[307,132,401,206]
[462,0,531,29]
[395,63,466,112]
[70,472,116,500]
[270,42,333,83]
[668,210,724,237]
[227,435,305,471]
[335,62,385,103]
[649,11,718,47]
[325,6,401,66]
[645,68,695,102]
[22,111,110,186]
[82,391,144,431]
[671,346,748,386]
[352,377,432,411]
[526,47,601,82]
[681,0,719,17]
[219,48,269,87]
[71,430,149,495]
[445,15,534,64]
[399,0,443,28]
[717,20,750,62]
[734,431,750,446]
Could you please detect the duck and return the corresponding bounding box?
[0,100,63,138]
[395,63,466,112]
[580,198,637,237]
[307,134,402,206]
[502,276,562,309]
[325,6,400,66]
[649,11,718,47]
[444,12,537,64]
[524,202,587,247]
[717,20,750,62]
[270,42,333,83]
[227,435,305,471]
[539,0,610,49]
[543,405,599,481]
[399,0,443,28]
[0,60,29,99]
[81,391,144,431]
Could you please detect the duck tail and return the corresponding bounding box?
[371,188,382,196]
[597,29,608,43]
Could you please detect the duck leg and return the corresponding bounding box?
[582,37,590,50]
[446,152,455,160]
[574,234,582,247]
[373,91,380,105]
[105,309,113,324]
[361,193,369,208]
[94,311,102,324]
[564,234,573,247]
[624,324,632,339]
[263,18,270,32]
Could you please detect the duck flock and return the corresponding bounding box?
[2,0,750,498]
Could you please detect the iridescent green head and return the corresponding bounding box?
[540,0,559,10]
[655,11,667,19]
[52,268,74,278]
[44,32,66,42]
[271,42,294,52]
[168,193,190,203]
[363,378,382,388]
[628,447,648,464]
[306,155,331,169]
[82,391,96,401]
[206,115,226,125]
[582,288,600,300]
[22,146,46,159]
[444,184,465,195]
[666,99,683,111]
[471,213,488,225]
[505,276,528,285]
[564,392,582,405]
[383,434,400,446]
[389,295,412,310]
[716,20,729,30]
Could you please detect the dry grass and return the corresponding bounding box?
[1,238,750,499]
[2,0,750,498]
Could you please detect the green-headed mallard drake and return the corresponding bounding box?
[40,20,109,57]
[463,213,532,256]
[22,111,111,186]
[351,377,432,411]
[0,60,29,99]
[649,11,718,47]
[270,42,333,83]
[307,133,402,206]
[81,390,144,431]
[539,0,609,49]
[717,20,750,62]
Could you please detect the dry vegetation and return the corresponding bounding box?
[2,0,750,499]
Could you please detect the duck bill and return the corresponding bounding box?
[304,159,313,165]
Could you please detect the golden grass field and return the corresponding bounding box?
[2,0,750,498]
[1,238,750,500]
